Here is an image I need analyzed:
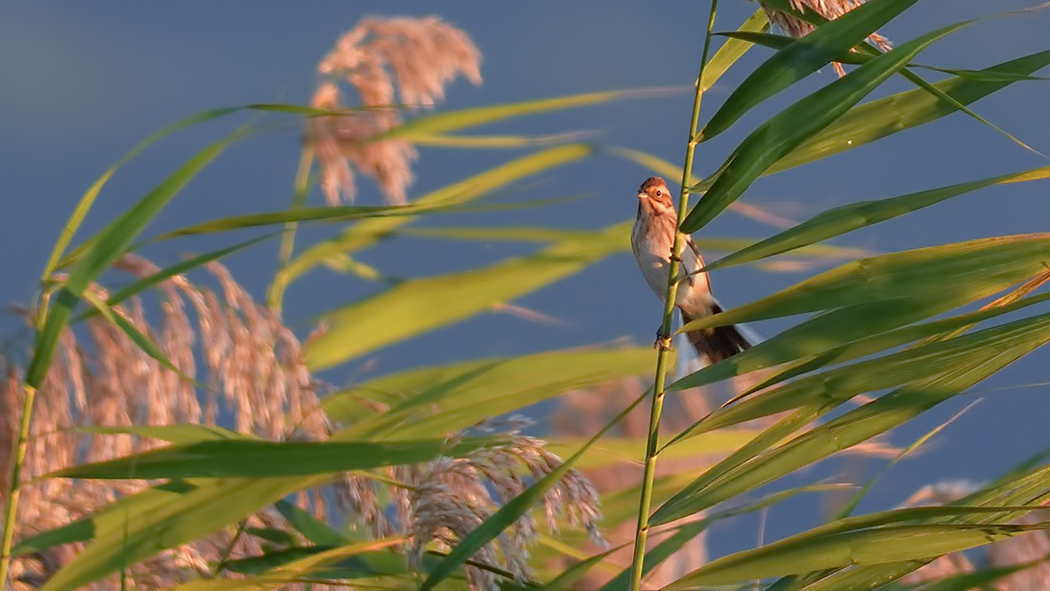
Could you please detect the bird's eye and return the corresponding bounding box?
[655,190,662,196]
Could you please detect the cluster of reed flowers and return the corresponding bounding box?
[2,254,604,590]
[307,16,482,205]
[2,232,605,590]
[404,432,602,591]
[1,255,327,587]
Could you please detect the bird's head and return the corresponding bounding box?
[638,177,674,209]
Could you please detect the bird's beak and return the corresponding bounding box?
[637,192,647,200]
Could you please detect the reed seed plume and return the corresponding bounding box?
[403,432,603,591]
[307,16,482,205]
[2,257,603,590]
[754,0,893,76]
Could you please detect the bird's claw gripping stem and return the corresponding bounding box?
[654,329,673,351]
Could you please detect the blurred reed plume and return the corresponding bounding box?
[403,432,602,591]
[755,0,893,76]
[2,255,602,590]
[307,16,482,205]
[1,254,327,587]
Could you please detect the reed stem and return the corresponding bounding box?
[627,2,720,589]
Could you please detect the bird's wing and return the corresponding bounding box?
[681,234,704,287]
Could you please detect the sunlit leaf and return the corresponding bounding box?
[304,222,629,370]
[41,107,249,281]
[277,144,596,294]
[599,484,849,591]
[375,88,679,142]
[274,500,353,547]
[412,131,594,148]
[326,346,655,439]
[39,478,316,591]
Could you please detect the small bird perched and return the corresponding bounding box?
[630,176,751,363]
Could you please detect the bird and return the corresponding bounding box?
[630,176,751,363]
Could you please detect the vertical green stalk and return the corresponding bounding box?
[0,384,37,586]
[0,301,47,589]
[628,2,719,590]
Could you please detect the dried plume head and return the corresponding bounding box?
[307,16,482,205]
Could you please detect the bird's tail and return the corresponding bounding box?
[681,304,751,363]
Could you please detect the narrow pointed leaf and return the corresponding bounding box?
[680,233,1050,332]
[794,462,1050,588]
[274,499,353,547]
[154,204,430,239]
[173,538,404,591]
[539,546,624,591]
[397,226,617,243]
[304,222,628,370]
[412,131,593,148]
[49,438,494,479]
[599,485,847,591]
[706,165,1050,271]
[79,424,255,443]
[700,9,770,92]
[39,478,326,591]
[326,346,654,440]
[741,289,1050,402]
[13,480,197,559]
[671,295,965,393]
[547,431,759,470]
[683,22,969,233]
[655,313,1050,525]
[80,290,194,383]
[77,234,274,320]
[664,523,1045,588]
[27,129,245,387]
[417,392,647,591]
[701,0,919,142]
[279,144,595,289]
[41,107,249,281]
[770,49,1050,173]
[375,88,679,142]
[684,312,1050,435]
